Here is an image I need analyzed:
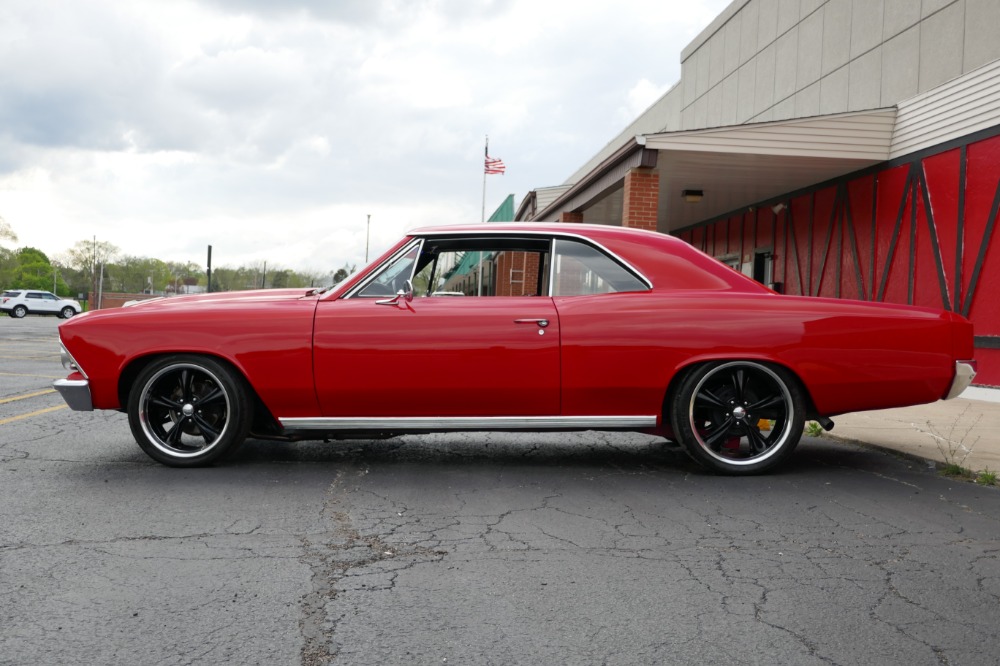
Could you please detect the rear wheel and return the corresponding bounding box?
[670,361,805,475]
[12,305,27,318]
[127,355,251,467]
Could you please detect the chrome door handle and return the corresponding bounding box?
[514,318,549,328]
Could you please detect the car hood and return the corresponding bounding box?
[123,288,316,309]
[68,289,318,323]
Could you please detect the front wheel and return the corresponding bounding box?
[59,306,76,318]
[127,355,251,467]
[670,361,805,475]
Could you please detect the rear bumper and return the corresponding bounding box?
[53,378,93,411]
[944,360,977,400]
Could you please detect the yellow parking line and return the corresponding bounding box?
[0,372,63,379]
[0,404,67,425]
[0,354,59,358]
[0,389,57,404]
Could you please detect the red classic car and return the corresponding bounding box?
[54,223,976,474]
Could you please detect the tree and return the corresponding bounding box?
[61,239,121,294]
[270,269,291,289]
[0,247,17,288]
[6,247,70,293]
[108,255,173,293]
[0,215,17,245]
[332,262,357,284]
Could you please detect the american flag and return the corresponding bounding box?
[484,138,505,174]
[484,156,505,174]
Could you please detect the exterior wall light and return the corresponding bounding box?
[682,189,704,203]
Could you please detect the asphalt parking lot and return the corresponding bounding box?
[2,315,1000,665]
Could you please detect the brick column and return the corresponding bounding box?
[622,167,659,231]
[560,211,584,223]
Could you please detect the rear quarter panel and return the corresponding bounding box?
[556,291,959,420]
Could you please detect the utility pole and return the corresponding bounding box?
[365,214,371,263]
[206,245,213,293]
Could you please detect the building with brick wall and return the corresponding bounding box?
[517,0,1000,386]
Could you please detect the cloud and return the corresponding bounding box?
[0,0,730,272]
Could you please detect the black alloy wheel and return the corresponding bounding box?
[127,355,251,467]
[671,361,805,474]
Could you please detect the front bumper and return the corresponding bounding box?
[53,378,93,411]
[944,360,977,400]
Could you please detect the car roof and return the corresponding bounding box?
[406,222,768,294]
[410,222,663,239]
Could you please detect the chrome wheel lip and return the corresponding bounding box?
[687,361,794,467]
[138,363,231,458]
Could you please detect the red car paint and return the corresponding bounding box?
[54,223,976,472]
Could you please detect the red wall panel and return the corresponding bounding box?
[679,131,1000,386]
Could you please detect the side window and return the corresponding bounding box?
[27,292,42,300]
[410,238,549,297]
[356,244,421,297]
[552,239,648,296]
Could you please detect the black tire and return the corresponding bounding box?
[127,355,251,467]
[59,306,76,318]
[12,305,27,318]
[670,361,805,475]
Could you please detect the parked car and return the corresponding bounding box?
[53,223,976,473]
[2,290,81,318]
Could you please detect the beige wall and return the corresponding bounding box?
[567,0,1000,183]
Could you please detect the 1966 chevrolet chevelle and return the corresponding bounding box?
[54,223,976,474]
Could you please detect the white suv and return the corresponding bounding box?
[1,290,82,319]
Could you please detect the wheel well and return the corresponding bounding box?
[117,353,281,433]
[662,359,821,425]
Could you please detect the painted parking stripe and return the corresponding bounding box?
[0,372,64,380]
[0,389,57,404]
[0,404,67,425]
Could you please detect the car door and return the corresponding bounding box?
[26,292,54,313]
[40,292,62,313]
[312,236,560,419]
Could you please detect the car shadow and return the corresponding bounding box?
[226,432,895,479]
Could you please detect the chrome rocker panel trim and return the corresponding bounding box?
[53,378,94,411]
[279,415,658,431]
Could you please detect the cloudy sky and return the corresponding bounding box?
[0,0,729,275]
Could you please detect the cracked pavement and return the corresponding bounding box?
[3,318,999,665]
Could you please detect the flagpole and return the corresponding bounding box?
[479,135,487,295]
[481,135,488,223]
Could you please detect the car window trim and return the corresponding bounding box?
[344,238,424,299]
[409,230,653,293]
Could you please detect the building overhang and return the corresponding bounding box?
[535,109,898,231]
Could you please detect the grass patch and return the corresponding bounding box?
[926,405,984,483]
[940,463,976,480]
[976,468,997,486]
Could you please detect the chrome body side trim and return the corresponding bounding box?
[279,415,658,430]
[944,360,977,400]
[53,378,93,411]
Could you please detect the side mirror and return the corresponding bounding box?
[377,280,414,306]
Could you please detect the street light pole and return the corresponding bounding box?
[365,214,371,264]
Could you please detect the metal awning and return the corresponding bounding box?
[536,109,898,232]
